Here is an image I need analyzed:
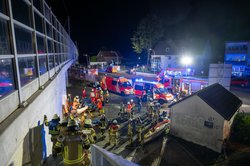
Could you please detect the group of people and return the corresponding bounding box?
[44,113,96,166]
[88,82,109,114]
[119,98,142,120]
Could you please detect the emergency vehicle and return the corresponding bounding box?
[133,79,174,104]
[157,76,208,95]
[101,75,134,95]
[179,77,208,95]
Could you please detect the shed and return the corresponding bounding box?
[169,83,242,152]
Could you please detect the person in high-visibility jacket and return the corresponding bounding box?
[127,119,133,145]
[60,116,69,136]
[57,119,89,166]
[83,118,97,144]
[99,87,104,104]
[126,102,133,119]
[81,133,91,165]
[82,87,87,100]
[99,114,108,137]
[108,120,119,145]
[44,114,61,157]
[136,117,144,143]
[104,90,109,103]
[90,88,96,104]
[97,99,103,111]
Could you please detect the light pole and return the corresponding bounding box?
[181,56,192,76]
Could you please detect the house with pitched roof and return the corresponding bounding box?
[169,83,242,152]
[96,51,120,65]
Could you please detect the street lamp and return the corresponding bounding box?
[181,56,192,76]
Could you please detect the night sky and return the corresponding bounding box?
[47,0,250,62]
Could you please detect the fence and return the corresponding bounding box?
[91,144,138,166]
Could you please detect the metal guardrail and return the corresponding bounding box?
[91,144,139,166]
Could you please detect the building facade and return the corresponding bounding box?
[169,84,242,153]
[0,0,77,165]
[224,41,250,77]
[151,54,180,72]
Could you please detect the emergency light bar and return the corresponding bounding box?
[135,78,143,82]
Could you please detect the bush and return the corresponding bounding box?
[232,112,250,146]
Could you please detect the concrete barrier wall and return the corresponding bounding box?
[0,61,73,166]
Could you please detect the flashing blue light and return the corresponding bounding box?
[135,78,143,82]
[187,68,191,72]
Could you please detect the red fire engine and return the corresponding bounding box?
[157,76,208,95]
[133,79,174,104]
[101,75,134,95]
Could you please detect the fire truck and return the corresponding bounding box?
[101,75,134,95]
[133,79,174,104]
[179,77,208,95]
[157,76,208,95]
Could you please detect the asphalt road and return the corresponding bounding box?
[66,77,203,166]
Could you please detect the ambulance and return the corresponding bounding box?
[133,79,174,104]
[101,75,134,95]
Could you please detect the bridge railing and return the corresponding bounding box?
[91,144,139,166]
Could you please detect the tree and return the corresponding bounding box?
[131,15,164,66]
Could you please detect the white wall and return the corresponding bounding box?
[208,64,232,90]
[0,61,72,166]
[170,95,224,152]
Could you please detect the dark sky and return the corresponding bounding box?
[46,0,250,60]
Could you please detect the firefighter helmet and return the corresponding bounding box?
[67,119,78,128]
[127,102,130,104]
[113,120,118,124]
[85,119,92,126]
[131,99,134,103]
[52,114,60,120]
[61,117,68,126]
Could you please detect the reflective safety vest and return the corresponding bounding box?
[97,101,102,109]
[61,133,85,165]
[127,104,132,113]
[99,119,106,130]
[128,123,133,136]
[83,127,96,144]
[109,125,119,135]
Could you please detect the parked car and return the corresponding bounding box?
[231,78,249,87]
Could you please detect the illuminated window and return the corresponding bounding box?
[48,55,54,69]
[0,19,11,54]
[37,35,45,54]
[11,0,31,26]
[0,58,15,98]
[0,0,7,15]
[18,57,37,86]
[38,55,47,75]
[15,25,34,54]
[34,12,43,33]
